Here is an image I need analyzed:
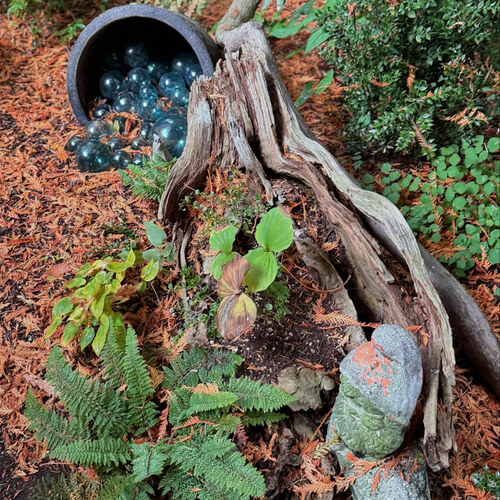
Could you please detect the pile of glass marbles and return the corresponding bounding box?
[65,42,203,172]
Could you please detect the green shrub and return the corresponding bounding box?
[26,328,294,499]
[288,0,499,155]
[362,136,499,275]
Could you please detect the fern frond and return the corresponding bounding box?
[131,442,168,482]
[97,474,152,500]
[162,347,207,389]
[197,349,242,384]
[240,410,288,426]
[225,376,295,412]
[44,347,129,436]
[52,437,131,467]
[122,327,157,430]
[187,392,238,414]
[100,327,126,390]
[24,387,89,450]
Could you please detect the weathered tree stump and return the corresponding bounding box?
[158,16,498,470]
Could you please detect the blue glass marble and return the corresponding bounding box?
[107,136,128,152]
[163,106,187,118]
[113,92,136,114]
[123,42,149,68]
[127,67,151,92]
[151,115,185,147]
[169,137,186,158]
[131,154,146,167]
[137,83,158,99]
[184,64,203,87]
[130,136,148,150]
[158,72,185,97]
[136,96,163,122]
[139,122,151,141]
[105,52,123,71]
[85,119,112,138]
[76,140,111,172]
[170,86,190,107]
[110,150,131,169]
[65,135,84,152]
[145,60,170,81]
[99,71,125,99]
[92,103,111,119]
[171,53,198,75]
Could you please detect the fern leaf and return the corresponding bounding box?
[131,442,168,482]
[24,387,89,450]
[52,437,131,467]
[162,347,207,389]
[187,391,238,414]
[240,410,288,426]
[100,326,126,390]
[97,474,152,500]
[225,376,295,412]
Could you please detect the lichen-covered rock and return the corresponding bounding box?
[339,324,422,426]
[277,366,335,411]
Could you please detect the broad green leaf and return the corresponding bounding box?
[81,272,107,298]
[142,248,162,262]
[45,316,62,339]
[295,81,314,107]
[487,137,499,153]
[113,312,126,349]
[90,290,107,319]
[217,254,250,297]
[243,248,278,293]
[255,207,293,252]
[52,297,74,318]
[316,69,333,95]
[216,292,257,340]
[92,314,109,355]
[61,322,79,347]
[69,306,84,323]
[211,252,237,280]
[144,221,167,247]
[105,249,136,273]
[162,244,175,263]
[140,258,160,282]
[209,225,238,253]
[305,27,330,53]
[80,326,95,350]
[65,277,86,289]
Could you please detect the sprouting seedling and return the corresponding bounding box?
[210,207,294,339]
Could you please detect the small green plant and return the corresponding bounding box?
[119,155,175,202]
[264,280,291,322]
[362,136,499,275]
[25,328,293,499]
[471,466,500,497]
[210,207,293,338]
[46,221,173,355]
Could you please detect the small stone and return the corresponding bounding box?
[92,103,111,120]
[123,42,149,68]
[184,63,203,87]
[171,53,198,74]
[85,119,112,138]
[113,92,136,113]
[107,136,127,152]
[145,60,170,81]
[99,71,125,99]
[127,67,151,92]
[65,135,84,152]
[110,150,131,169]
[75,140,111,172]
[158,72,185,97]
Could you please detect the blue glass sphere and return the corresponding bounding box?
[65,135,84,152]
[123,42,149,68]
[171,53,198,74]
[184,64,203,87]
[85,119,112,138]
[107,136,128,151]
[158,72,185,97]
[146,60,170,81]
[171,86,190,107]
[92,103,111,119]
[105,52,123,71]
[99,71,125,99]
[139,122,152,141]
[76,140,111,172]
[131,154,146,167]
[163,106,187,118]
[137,83,158,99]
[169,137,186,158]
[127,67,151,93]
[136,96,163,122]
[151,115,185,147]
[130,136,148,150]
[110,150,131,169]
[113,92,136,113]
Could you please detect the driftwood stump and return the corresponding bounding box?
[158,19,498,470]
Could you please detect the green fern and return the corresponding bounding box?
[119,155,174,201]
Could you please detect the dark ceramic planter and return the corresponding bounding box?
[67,5,220,124]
